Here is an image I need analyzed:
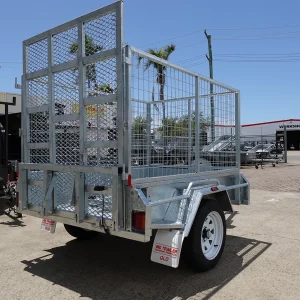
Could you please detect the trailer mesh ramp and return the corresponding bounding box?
[22,2,122,222]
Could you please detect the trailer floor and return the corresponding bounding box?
[1,175,300,299]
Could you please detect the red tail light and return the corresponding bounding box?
[132,211,145,232]
[211,186,219,192]
[127,174,132,187]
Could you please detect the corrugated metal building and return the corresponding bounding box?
[0,92,21,115]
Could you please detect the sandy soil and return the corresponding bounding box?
[241,163,300,192]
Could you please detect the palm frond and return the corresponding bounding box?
[137,56,143,67]
[163,44,176,60]
[145,59,155,71]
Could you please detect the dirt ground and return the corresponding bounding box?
[241,151,300,192]
[241,163,300,192]
[1,155,300,300]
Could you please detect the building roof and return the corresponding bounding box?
[242,119,300,128]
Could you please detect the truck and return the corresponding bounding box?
[16,0,249,271]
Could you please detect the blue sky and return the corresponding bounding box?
[0,0,300,124]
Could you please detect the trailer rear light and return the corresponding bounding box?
[211,186,219,192]
[127,174,132,187]
[132,211,145,232]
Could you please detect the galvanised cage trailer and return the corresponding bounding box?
[17,1,249,271]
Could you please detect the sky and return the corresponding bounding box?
[0,0,300,124]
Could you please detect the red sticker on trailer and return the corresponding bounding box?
[42,219,56,226]
[154,243,179,257]
[40,219,56,234]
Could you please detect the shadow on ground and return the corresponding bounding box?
[0,213,25,227]
[21,232,271,300]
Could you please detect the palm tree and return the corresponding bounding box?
[138,44,176,160]
[138,44,175,119]
[70,35,103,89]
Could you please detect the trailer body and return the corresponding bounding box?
[18,1,249,269]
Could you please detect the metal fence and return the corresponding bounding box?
[127,47,240,179]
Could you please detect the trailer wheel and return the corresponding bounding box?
[64,224,98,240]
[186,199,226,272]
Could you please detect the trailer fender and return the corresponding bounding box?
[183,188,232,238]
[150,189,232,268]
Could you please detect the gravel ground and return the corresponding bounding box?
[241,163,300,192]
[1,158,300,299]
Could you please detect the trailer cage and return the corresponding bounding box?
[17,0,249,270]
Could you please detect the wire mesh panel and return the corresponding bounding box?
[23,1,123,220]
[199,79,237,169]
[27,39,48,73]
[54,70,79,115]
[28,77,49,107]
[53,27,78,65]
[85,173,113,218]
[54,172,75,212]
[84,13,117,55]
[129,48,239,179]
[55,122,80,165]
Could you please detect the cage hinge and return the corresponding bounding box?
[19,128,24,137]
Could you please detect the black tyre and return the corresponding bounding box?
[185,199,226,272]
[64,224,98,240]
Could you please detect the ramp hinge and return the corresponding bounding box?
[19,128,23,137]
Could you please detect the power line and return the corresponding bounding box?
[174,54,206,64]
[214,55,300,60]
[0,61,22,64]
[214,30,300,39]
[137,24,300,49]
[138,30,204,48]
[214,35,300,41]
[206,24,300,31]
[183,60,207,68]
[214,52,300,56]
[214,58,300,63]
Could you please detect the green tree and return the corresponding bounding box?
[132,116,147,137]
[70,35,103,89]
[157,112,210,143]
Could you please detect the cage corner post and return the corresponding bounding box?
[234,91,241,204]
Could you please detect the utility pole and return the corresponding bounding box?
[204,30,215,142]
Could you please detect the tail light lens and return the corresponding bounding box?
[132,211,145,232]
